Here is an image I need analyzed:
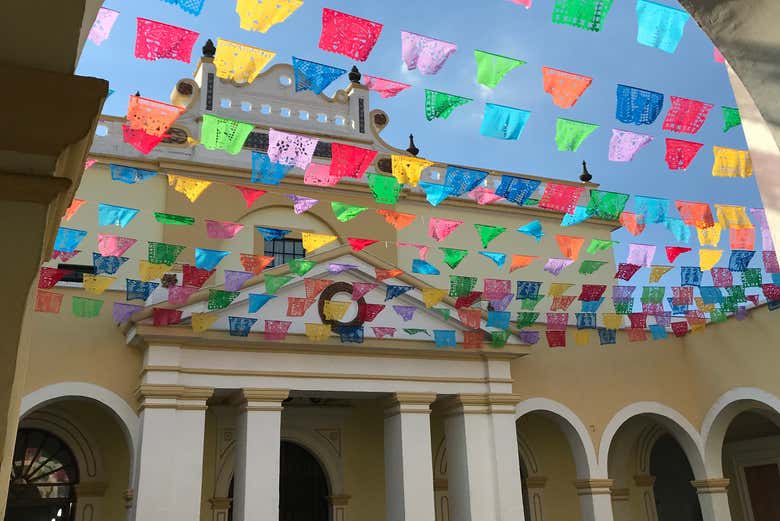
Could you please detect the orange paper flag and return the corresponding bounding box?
[510,255,539,272]
[64,199,86,221]
[620,212,646,236]
[375,268,403,282]
[555,235,585,260]
[376,209,416,230]
[240,254,274,275]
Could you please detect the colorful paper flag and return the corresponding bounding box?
[401,31,457,74]
[635,0,689,53]
[201,114,253,154]
[302,232,337,252]
[362,76,411,98]
[292,57,346,94]
[663,96,714,134]
[425,90,472,120]
[318,8,383,61]
[616,84,664,125]
[235,0,302,33]
[555,118,599,151]
[135,18,199,63]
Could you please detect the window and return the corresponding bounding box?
[263,238,305,268]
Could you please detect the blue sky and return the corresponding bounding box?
[77,0,764,272]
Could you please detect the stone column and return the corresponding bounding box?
[384,393,437,521]
[133,385,213,521]
[525,476,547,521]
[692,479,733,521]
[232,389,289,521]
[634,475,658,521]
[328,494,351,521]
[574,479,616,521]
[208,498,231,521]
[441,394,526,521]
[610,487,630,521]
[74,481,107,521]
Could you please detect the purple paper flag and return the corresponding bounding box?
[627,244,656,267]
[608,129,653,162]
[544,258,574,276]
[287,194,320,214]
[113,302,143,323]
[393,305,417,321]
[225,270,254,292]
[329,263,359,273]
[519,330,540,345]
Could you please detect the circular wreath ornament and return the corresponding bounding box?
[317,281,367,331]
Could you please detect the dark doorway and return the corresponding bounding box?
[744,464,780,521]
[229,441,330,521]
[650,434,703,521]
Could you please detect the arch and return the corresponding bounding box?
[701,387,780,476]
[515,397,598,479]
[19,382,139,477]
[599,402,706,479]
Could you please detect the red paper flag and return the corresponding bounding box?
[463,330,484,349]
[615,263,641,281]
[122,125,168,155]
[304,278,333,299]
[153,307,183,326]
[665,139,703,170]
[38,267,72,289]
[375,268,403,282]
[35,290,64,313]
[662,96,714,134]
[361,303,386,322]
[135,18,199,63]
[666,246,692,263]
[183,264,215,288]
[457,308,482,329]
[546,330,566,348]
[620,212,646,236]
[455,291,482,309]
[330,143,378,179]
[318,8,383,61]
[671,321,689,337]
[234,185,267,208]
[538,183,584,214]
[674,200,714,228]
[348,238,379,251]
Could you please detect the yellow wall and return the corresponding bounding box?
[341,399,386,520]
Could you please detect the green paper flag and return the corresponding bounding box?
[726,285,746,303]
[425,90,473,121]
[517,311,539,328]
[721,106,741,133]
[721,296,738,313]
[613,300,633,314]
[72,296,103,318]
[331,202,368,222]
[579,260,607,275]
[148,242,185,265]
[742,268,762,288]
[524,198,539,207]
[208,289,240,310]
[709,308,727,323]
[449,275,477,297]
[289,259,317,276]
[265,274,294,294]
[473,50,526,88]
[491,330,511,348]
[440,248,469,269]
[404,328,430,336]
[552,0,615,32]
[520,296,545,310]
[201,114,254,155]
[586,190,630,221]
[154,212,195,226]
[433,307,451,321]
[641,286,665,304]
[587,239,618,254]
[367,173,402,204]
[474,224,506,248]
[555,118,599,151]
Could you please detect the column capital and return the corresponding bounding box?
[525,476,548,489]
[610,488,630,501]
[634,474,656,487]
[123,489,134,510]
[384,392,437,416]
[327,494,351,506]
[238,389,290,412]
[691,478,730,494]
[74,481,107,498]
[208,497,232,510]
[573,479,615,496]
[135,384,213,411]
[437,393,523,416]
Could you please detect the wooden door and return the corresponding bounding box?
[744,464,780,521]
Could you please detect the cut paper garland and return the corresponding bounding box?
[401,31,457,75]
[538,183,584,214]
[429,218,463,242]
[268,129,318,169]
[616,84,664,126]
[518,220,544,241]
[168,175,212,202]
[195,248,231,270]
[110,164,157,184]
[318,8,383,62]
[662,96,714,134]
[362,75,411,98]
[473,50,526,88]
[330,143,377,179]
[89,7,120,46]
[542,67,593,108]
[251,151,292,185]
[608,130,653,162]
[135,18,199,63]
[286,194,319,214]
[635,0,690,54]
[155,212,194,226]
[712,147,753,178]
[665,138,703,170]
[64,199,86,221]
[496,176,540,205]
[201,114,254,155]
[126,95,185,137]
[480,104,531,140]
[161,0,206,16]
[235,0,302,33]
[551,0,615,32]
[722,107,741,133]
[555,118,599,151]
[444,167,488,197]
[214,38,276,84]
[255,226,290,241]
[425,90,472,121]
[292,57,346,94]
[122,126,167,155]
[391,155,434,187]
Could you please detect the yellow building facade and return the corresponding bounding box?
[9,43,780,521]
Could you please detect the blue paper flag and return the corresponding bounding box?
[773,274,780,286]
[616,84,664,125]
[412,259,441,275]
[251,151,293,185]
[699,286,723,304]
[479,251,507,268]
[385,285,413,301]
[54,227,88,253]
[581,298,605,312]
[634,196,670,224]
[517,220,544,241]
[667,297,689,315]
[434,329,457,348]
[229,316,257,337]
[255,227,291,241]
[561,206,593,227]
[248,293,276,313]
[496,176,541,206]
[195,248,231,270]
[92,253,129,275]
[576,312,597,329]
[598,328,617,345]
[487,311,511,330]
[649,324,668,340]
[337,325,364,343]
[729,250,755,272]
[161,0,206,15]
[110,164,157,184]
[126,279,159,301]
[636,0,690,53]
[681,266,703,287]
[419,182,452,206]
[98,203,140,228]
[480,103,531,140]
[665,218,691,243]
[292,57,346,95]
[444,166,488,196]
[516,281,542,300]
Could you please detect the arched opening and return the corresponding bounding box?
[6,428,79,521]
[650,434,702,521]
[518,455,531,521]
[229,440,331,521]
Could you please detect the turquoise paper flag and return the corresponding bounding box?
[98,204,140,227]
[110,164,157,184]
[54,228,88,253]
[479,251,507,268]
[248,294,276,313]
[255,227,290,241]
[195,248,231,270]
[434,329,456,348]
[517,220,544,241]
[636,0,689,54]
[480,103,531,140]
[412,259,440,275]
[419,182,452,206]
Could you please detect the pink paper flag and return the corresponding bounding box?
[224,270,254,292]
[268,129,318,169]
[303,162,340,187]
[98,234,137,257]
[714,47,725,63]
[85,159,98,170]
[401,31,458,75]
[330,143,377,180]
[352,282,378,300]
[122,125,168,155]
[52,250,81,262]
[168,285,197,305]
[206,220,245,239]
[89,7,120,46]
[264,320,292,341]
[608,129,653,162]
[234,186,267,208]
[372,326,396,338]
[428,218,464,242]
[544,258,574,276]
[135,18,199,63]
[467,187,503,205]
[397,242,430,260]
[626,243,656,267]
[362,75,412,98]
[286,194,319,214]
[509,0,532,8]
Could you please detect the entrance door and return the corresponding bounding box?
[744,464,780,521]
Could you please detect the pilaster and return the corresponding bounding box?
[634,475,658,521]
[692,479,733,521]
[574,479,615,521]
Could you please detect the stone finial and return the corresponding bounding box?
[134,91,141,97]
[348,66,361,84]
[202,39,216,58]
[406,134,419,156]
[579,160,592,183]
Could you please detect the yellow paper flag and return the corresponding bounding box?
[699,249,723,271]
[712,146,753,178]
[215,38,276,84]
[83,274,116,295]
[323,300,351,320]
[192,312,219,333]
[305,323,332,341]
[422,288,447,308]
[139,261,172,282]
[697,223,722,247]
[391,155,434,187]
[649,265,673,283]
[302,232,338,252]
[602,314,624,329]
[236,0,303,33]
[548,283,574,297]
[694,297,715,313]
[715,205,753,229]
[168,174,212,203]
[574,329,590,346]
